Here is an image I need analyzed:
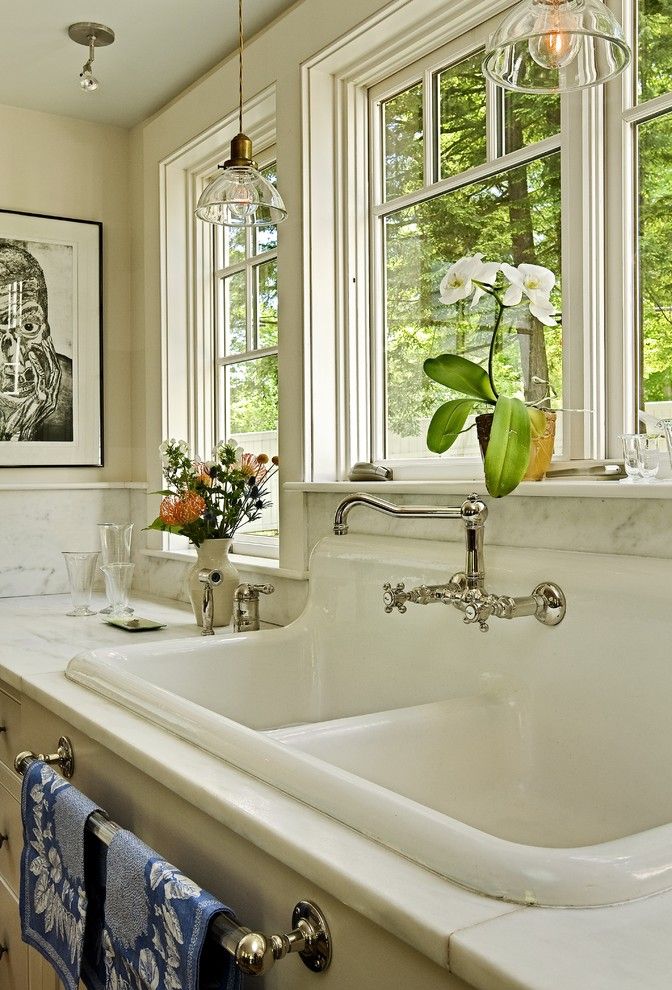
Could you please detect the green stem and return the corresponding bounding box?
[487,301,505,400]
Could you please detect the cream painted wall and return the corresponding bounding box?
[0,103,132,483]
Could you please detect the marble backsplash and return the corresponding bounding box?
[0,487,134,598]
[6,486,670,624]
[304,491,672,560]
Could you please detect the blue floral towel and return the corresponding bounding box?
[83,829,242,990]
[20,760,103,990]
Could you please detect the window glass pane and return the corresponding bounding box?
[223,356,279,538]
[638,0,672,103]
[225,355,278,434]
[638,113,672,417]
[254,164,278,253]
[504,91,561,152]
[437,52,487,179]
[223,271,247,354]
[383,83,424,201]
[255,259,278,348]
[383,153,562,459]
[226,226,246,265]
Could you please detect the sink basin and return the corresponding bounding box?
[67,534,672,907]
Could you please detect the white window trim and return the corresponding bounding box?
[303,0,613,482]
[155,85,278,557]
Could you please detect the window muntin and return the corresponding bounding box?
[372,44,563,462]
[214,160,279,544]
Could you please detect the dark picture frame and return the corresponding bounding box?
[0,207,103,467]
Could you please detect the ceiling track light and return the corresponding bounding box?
[483,0,631,94]
[195,0,287,228]
[68,22,115,94]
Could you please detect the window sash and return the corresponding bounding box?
[367,23,581,467]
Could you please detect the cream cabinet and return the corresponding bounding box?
[0,681,60,990]
[12,691,471,990]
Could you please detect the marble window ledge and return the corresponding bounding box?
[285,480,672,499]
[140,548,308,581]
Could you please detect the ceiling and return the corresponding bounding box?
[0,0,298,128]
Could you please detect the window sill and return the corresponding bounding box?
[285,479,672,499]
[140,548,307,581]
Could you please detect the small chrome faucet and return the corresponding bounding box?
[333,492,566,632]
[198,568,223,636]
[232,583,274,633]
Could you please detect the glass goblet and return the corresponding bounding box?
[63,551,100,617]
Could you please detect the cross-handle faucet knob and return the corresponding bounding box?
[383,583,408,614]
[232,583,275,632]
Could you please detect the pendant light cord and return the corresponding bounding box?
[238,0,244,134]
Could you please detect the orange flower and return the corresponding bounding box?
[256,453,269,465]
[193,461,214,487]
[159,493,205,526]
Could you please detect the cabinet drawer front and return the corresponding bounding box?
[0,692,21,776]
[0,785,21,895]
[0,874,29,990]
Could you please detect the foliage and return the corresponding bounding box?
[147,439,278,546]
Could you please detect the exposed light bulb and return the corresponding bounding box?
[528,2,581,69]
[79,68,99,92]
[228,184,259,223]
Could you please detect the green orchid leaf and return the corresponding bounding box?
[427,399,476,453]
[484,396,531,498]
[423,354,497,402]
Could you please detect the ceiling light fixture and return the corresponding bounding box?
[68,22,115,94]
[482,0,631,94]
[195,0,287,228]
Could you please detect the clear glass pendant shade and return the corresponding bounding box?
[195,162,287,227]
[483,0,631,93]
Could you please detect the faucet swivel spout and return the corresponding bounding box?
[333,491,487,590]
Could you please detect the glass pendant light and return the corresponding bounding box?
[195,0,287,228]
[482,0,631,94]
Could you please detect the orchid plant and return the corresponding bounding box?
[424,254,560,498]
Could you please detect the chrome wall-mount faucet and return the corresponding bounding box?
[333,493,566,632]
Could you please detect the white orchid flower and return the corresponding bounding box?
[501,263,558,325]
[440,254,490,305]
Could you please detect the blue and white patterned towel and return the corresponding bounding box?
[82,828,242,990]
[20,760,103,990]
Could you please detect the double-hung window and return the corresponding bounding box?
[212,160,280,554]
[368,22,566,465]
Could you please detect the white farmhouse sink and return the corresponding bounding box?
[67,534,672,908]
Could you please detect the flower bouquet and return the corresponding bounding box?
[148,438,278,546]
[424,254,560,497]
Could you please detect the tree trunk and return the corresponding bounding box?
[504,115,550,407]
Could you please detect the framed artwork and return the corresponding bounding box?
[0,208,103,466]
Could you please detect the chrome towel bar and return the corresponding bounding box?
[14,738,332,976]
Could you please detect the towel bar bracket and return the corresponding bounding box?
[14,736,75,779]
[234,900,331,975]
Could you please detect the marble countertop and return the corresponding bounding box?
[1,595,672,989]
[0,593,205,692]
